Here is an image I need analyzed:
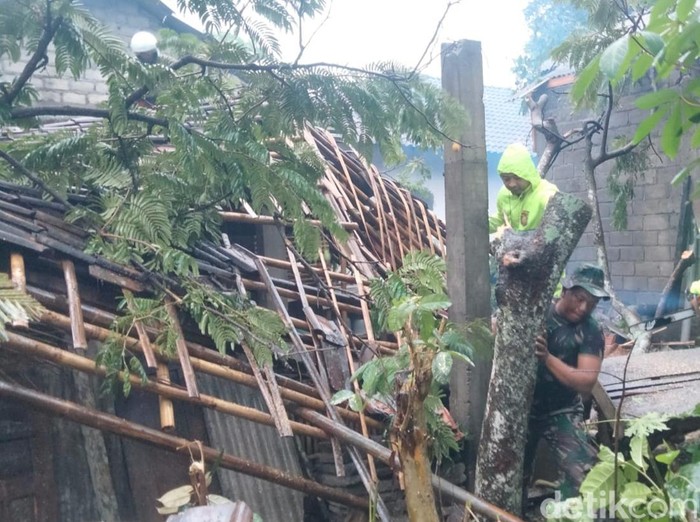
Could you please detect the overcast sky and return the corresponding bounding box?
[163,0,529,88]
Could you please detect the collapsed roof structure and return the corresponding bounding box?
[0,121,468,521]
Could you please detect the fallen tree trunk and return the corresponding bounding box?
[475,192,592,514]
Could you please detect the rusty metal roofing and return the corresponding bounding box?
[198,373,304,521]
[598,346,700,419]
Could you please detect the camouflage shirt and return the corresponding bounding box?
[531,303,604,416]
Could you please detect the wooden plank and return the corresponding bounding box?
[254,256,387,516]
[165,300,200,398]
[61,260,87,350]
[156,363,175,432]
[89,265,144,292]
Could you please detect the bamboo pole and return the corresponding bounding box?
[36,307,380,429]
[240,341,293,437]
[0,379,365,509]
[296,408,524,522]
[10,252,26,292]
[122,290,157,369]
[165,299,199,398]
[2,331,325,439]
[156,363,175,432]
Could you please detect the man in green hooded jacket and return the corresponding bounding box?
[488,143,558,233]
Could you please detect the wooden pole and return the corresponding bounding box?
[441,40,493,489]
[0,379,366,509]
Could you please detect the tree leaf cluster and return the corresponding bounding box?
[332,251,490,463]
[0,273,45,341]
[544,410,700,521]
[560,0,700,167]
[0,0,469,390]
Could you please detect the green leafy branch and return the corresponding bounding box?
[332,251,491,463]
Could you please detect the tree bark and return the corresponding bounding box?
[393,352,439,522]
[475,192,592,514]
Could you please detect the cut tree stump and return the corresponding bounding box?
[475,192,592,515]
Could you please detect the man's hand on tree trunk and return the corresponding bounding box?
[535,335,549,361]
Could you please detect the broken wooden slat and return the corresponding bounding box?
[122,290,158,369]
[316,246,380,482]
[10,252,28,328]
[156,363,175,432]
[284,247,342,474]
[89,265,144,293]
[241,341,294,437]
[61,259,87,351]
[254,256,389,519]
[165,299,200,398]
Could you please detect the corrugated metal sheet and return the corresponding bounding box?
[198,373,305,521]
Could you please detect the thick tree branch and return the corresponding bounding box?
[600,82,614,158]
[2,11,60,106]
[592,83,638,167]
[10,106,169,128]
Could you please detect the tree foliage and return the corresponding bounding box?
[544,409,700,521]
[0,0,466,386]
[333,251,486,464]
[513,0,588,88]
[559,0,700,168]
[333,250,490,521]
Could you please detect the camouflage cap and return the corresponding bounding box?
[563,264,610,299]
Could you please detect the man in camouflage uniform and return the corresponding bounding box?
[524,264,609,501]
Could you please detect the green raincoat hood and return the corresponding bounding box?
[497,143,540,188]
